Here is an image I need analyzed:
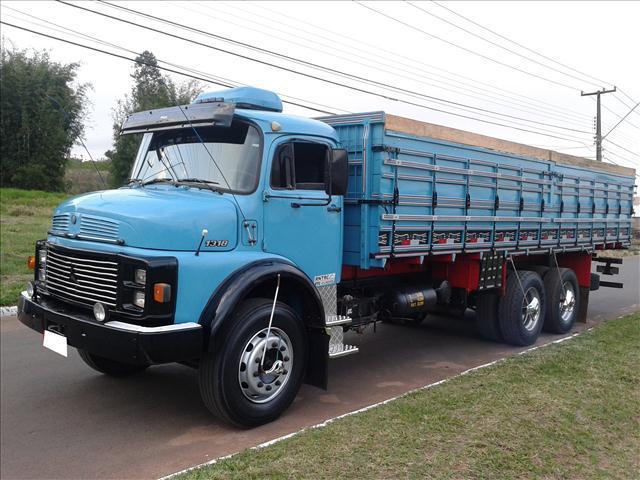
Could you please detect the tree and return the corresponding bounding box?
[0,43,89,191]
[106,51,202,186]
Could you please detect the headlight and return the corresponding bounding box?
[38,249,47,265]
[38,269,46,281]
[134,268,146,285]
[133,290,145,308]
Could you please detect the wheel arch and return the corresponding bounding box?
[198,259,329,389]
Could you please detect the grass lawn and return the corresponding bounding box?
[0,188,68,306]
[180,313,640,480]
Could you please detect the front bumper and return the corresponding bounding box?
[18,292,203,365]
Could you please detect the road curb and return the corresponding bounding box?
[0,306,18,317]
[159,324,605,480]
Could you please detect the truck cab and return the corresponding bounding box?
[19,87,350,427]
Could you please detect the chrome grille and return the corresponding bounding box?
[79,216,119,242]
[51,214,70,233]
[43,246,118,307]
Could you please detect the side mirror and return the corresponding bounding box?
[326,148,348,196]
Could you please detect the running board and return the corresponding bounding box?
[327,320,359,359]
[329,343,359,358]
[325,315,352,327]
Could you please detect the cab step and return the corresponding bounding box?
[327,321,359,359]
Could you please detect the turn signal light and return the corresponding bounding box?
[153,283,171,303]
[27,256,36,270]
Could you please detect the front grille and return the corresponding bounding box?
[79,215,119,242]
[43,245,118,308]
[51,214,70,233]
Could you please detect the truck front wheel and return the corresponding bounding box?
[498,271,546,346]
[199,298,307,428]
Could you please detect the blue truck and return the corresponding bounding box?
[18,87,635,427]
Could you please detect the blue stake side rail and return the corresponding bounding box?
[319,112,635,270]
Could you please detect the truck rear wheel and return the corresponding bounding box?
[543,268,579,334]
[77,349,148,376]
[475,291,502,342]
[199,298,307,428]
[498,271,546,346]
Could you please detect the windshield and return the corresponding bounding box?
[130,121,262,194]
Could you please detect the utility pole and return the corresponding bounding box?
[581,86,616,161]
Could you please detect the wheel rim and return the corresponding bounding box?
[560,282,576,323]
[238,327,294,404]
[521,287,541,332]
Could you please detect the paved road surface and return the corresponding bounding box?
[2,257,639,480]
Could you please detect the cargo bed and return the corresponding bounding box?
[319,112,635,270]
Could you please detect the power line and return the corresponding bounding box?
[2,18,595,147]
[3,7,349,116]
[602,101,640,140]
[618,88,639,107]
[57,3,592,141]
[0,21,337,115]
[355,1,580,91]
[187,1,593,129]
[53,1,595,142]
[605,139,640,160]
[1,6,349,115]
[238,1,594,123]
[81,0,593,134]
[429,0,616,90]
[406,1,603,89]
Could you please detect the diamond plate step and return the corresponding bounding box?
[327,324,358,359]
[325,315,352,327]
[329,343,359,358]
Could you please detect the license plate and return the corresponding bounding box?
[43,330,68,357]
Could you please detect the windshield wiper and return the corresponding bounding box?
[176,178,222,194]
[141,178,175,186]
[177,178,220,185]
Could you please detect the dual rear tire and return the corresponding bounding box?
[476,267,579,346]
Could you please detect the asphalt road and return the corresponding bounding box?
[2,257,639,480]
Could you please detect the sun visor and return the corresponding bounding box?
[120,102,235,135]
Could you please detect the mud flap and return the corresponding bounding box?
[578,286,589,323]
[305,328,329,390]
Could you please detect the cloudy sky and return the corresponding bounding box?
[2,1,639,173]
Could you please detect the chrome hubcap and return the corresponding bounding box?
[238,327,293,404]
[560,282,576,322]
[522,287,541,331]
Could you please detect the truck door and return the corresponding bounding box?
[263,139,343,285]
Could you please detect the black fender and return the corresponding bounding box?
[198,259,329,389]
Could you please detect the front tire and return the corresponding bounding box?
[498,271,546,346]
[199,298,307,428]
[77,349,148,376]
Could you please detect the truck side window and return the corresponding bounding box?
[271,141,328,190]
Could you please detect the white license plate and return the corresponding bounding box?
[43,330,68,357]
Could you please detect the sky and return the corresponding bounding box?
[1,1,639,174]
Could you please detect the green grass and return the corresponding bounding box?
[0,188,68,306]
[65,158,111,195]
[180,313,640,480]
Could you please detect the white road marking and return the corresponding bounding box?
[158,325,599,480]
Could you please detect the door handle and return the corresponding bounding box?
[327,205,341,213]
